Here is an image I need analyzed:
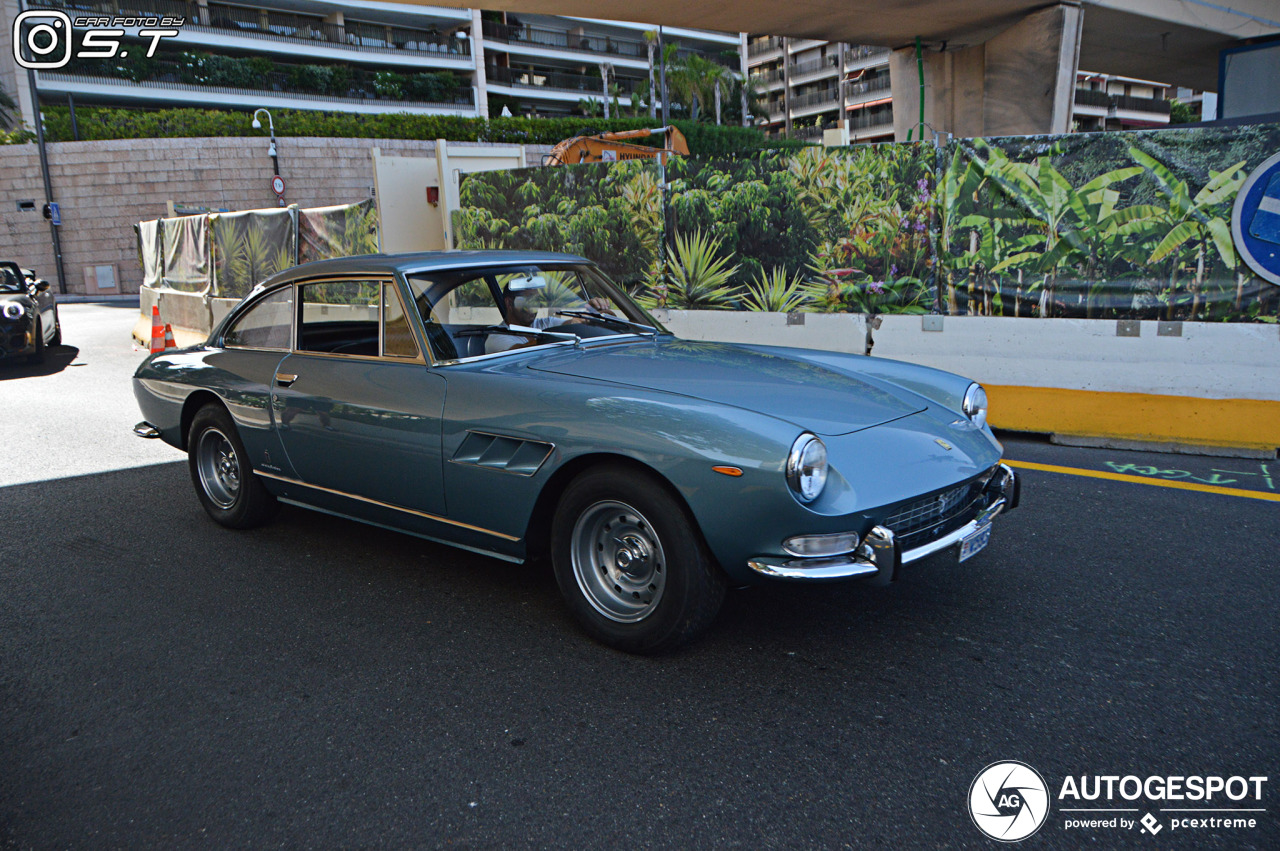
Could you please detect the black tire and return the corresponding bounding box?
[27,318,44,364]
[551,465,726,654]
[49,310,61,346]
[187,404,279,529]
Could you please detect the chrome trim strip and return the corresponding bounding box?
[746,556,880,581]
[256,471,521,542]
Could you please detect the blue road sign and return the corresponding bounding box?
[1233,151,1280,286]
[48,201,60,226]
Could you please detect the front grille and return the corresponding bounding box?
[883,476,987,551]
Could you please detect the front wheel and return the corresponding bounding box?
[188,404,279,529]
[551,465,726,654]
[49,309,61,346]
[27,318,44,364]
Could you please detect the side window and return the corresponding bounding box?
[382,283,419,359]
[297,280,380,357]
[223,288,293,350]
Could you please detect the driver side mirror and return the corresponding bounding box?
[32,279,50,293]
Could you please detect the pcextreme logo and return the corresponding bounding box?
[969,763,1269,842]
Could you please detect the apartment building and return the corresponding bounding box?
[3,1,740,128]
[747,36,1179,144]
[747,36,894,145]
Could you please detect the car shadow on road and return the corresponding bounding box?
[0,345,80,379]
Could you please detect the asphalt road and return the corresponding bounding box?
[1,304,1276,849]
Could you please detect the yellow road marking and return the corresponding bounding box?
[1006,459,1280,503]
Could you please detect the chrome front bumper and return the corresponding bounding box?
[747,464,1019,583]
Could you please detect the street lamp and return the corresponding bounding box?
[251,108,283,206]
[251,108,279,175]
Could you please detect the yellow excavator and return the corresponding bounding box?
[543,125,689,166]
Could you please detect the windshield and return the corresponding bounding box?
[0,265,25,293]
[404,263,668,362]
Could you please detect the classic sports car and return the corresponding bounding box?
[133,252,1018,653]
[0,261,60,363]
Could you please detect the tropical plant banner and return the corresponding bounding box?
[210,208,296,299]
[137,199,380,298]
[454,122,1280,322]
[299,200,380,265]
[159,214,210,293]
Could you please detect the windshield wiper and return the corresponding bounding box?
[454,324,579,345]
[555,310,657,336]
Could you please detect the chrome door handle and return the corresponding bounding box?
[275,372,299,387]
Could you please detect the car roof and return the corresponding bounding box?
[258,250,592,289]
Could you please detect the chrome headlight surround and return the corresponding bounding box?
[785,432,828,504]
[963,383,988,428]
[2,303,23,320]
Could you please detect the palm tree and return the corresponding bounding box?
[666,54,730,122]
[1128,147,1245,320]
[0,86,19,130]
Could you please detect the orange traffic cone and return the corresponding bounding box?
[163,324,177,350]
[150,305,164,353]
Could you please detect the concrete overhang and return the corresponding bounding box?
[414,0,1278,89]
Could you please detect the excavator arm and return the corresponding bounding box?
[544,125,689,166]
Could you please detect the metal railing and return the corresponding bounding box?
[751,67,786,86]
[1074,89,1112,107]
[1113,94,1171,114]
[485,65,644,96]
[49,56,475,107]
[748,36,785,57]
[1073,89,1171,114]
[845,45,891,63]
[28,0,471,58]
[481,21,651,60]
[848,105,894,130]
[846,75,892,98]
[790,88,840,109]
[789,56,840,77]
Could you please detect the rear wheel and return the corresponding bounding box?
[188,404,279,529]
[551,465,726,654]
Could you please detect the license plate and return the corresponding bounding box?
[958,523,992,562]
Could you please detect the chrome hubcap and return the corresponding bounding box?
[570,500,666,623]
[197,428,241,509]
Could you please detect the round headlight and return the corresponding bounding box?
[2,303,23,320]
[963,383,988,428]
[786,433,828,503]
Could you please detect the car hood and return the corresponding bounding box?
[0,291,33,307]
[527,340,926,435]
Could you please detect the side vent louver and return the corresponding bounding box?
[452,431,554,476]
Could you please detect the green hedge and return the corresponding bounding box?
[38,106,803,155]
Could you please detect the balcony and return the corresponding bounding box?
[1073,89,1171,115]
[845,45,891,64]
[28,0,472,61]
[788,56,840,83]
[845,75,892,100]
[485,65,645,98]
[748,36,785,58]
[790,89,840,110]
[848,105,894,131]
[482,21,649,61]
[42,53,476,113]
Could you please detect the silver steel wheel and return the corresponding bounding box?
[196,427,242,509]
[570,499,667,623]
